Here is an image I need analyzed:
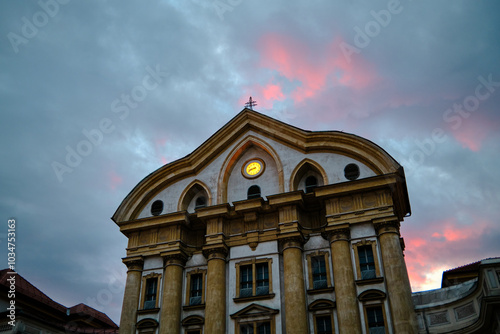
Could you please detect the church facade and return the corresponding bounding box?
[113,109,418,334]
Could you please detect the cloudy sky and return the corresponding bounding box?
[1,0,499,324]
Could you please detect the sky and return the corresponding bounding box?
[1,0,499,325]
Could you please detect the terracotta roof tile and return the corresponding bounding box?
[0,269,66,313]
[0,269,117,330]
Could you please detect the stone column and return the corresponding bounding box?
[327,227,362,334]
[119,258,143,334]
[281,237,308,334]
[375,220,418,333]
[204,247,228,334]
[159,254,186,334]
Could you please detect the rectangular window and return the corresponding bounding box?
[184,269,206,308]
[315,315,333,334]
[257,322,271,334]
[239,322,271,334]
[240,265,253,297]
[358,245,376,279]
[312,256,328,289]
[190,274,203,305]
[256,263,269,295]
[144,278,157,309]
[367,306,385,334]
[235,259,273,300]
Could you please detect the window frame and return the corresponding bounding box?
[363,304,388,334]
[236,320,274,334]
[235,258,274,302]
[309,299,336,334]
[140,273,161,310]
[184,268,206,309]
[313,314,334,334]
[353,240,382,282]
[306,251,333,292]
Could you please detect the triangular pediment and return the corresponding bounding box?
[230,303,279,319]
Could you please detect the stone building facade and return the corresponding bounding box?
[113,109,418,334]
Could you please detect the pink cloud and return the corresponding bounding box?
[240,82,285,109]
[451,115,499,151]
[243,33,378,107]
[108,170,123,190]
[404,217,491,291]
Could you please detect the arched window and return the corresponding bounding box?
[151,200,163,216]
[194,196,206,209]
[305,175,318,193]
[247,185,261,199]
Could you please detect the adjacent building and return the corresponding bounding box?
[113,108,418,333]
[0,269,118,334]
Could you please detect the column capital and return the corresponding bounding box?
[279,235,304,252]
[373,219,400,236]
[323,225,350,243]
[122,257,144,272]
[203,244,228,261]
[162,251,188,267]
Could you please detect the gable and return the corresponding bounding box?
[113,109,402,223]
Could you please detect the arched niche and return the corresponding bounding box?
[178,180,211,213]
[136,318,158,334]
[308,299,336,311]
[290,158,328,193]
[358,289,387,302]
[217,136,284,204]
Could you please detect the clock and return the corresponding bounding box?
[242,159,265,178]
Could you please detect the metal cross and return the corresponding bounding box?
[245,96,257,110]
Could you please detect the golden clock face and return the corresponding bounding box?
[243,159,265,178]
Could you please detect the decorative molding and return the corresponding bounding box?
[373,220,400,236]
[324,227,351,243]
[122,257,144,271]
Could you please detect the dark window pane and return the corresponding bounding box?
[312,256,328,289]
[195,196,206,209]
[240,265,253,297]
[305,175,318,193]
[189,274,203,305]
[247,185,261,199]
[256,263,269,295]
[151,200,163,216]
[367,306,385,331]
[359,245,376,279]
[316,315,332,334]
[344,163,360,180]
[257,322,271,334]
[240,324,254,334]
[144,278,157,309]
